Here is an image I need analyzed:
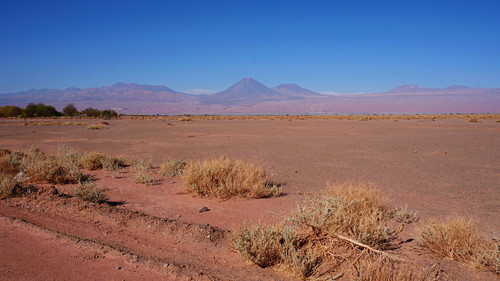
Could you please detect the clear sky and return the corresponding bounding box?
[1,0,499,94]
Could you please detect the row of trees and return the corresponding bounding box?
[0,103,118,118]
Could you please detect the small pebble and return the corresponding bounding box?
[116,266,122,270]
[198,206,210,213]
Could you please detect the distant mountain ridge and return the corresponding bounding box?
[272,83,324,97]
[1,78,499,115]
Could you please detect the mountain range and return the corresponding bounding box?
[0,77,499,115]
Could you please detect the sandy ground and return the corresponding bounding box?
[0,117,498,280]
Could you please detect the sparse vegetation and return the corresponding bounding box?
[394,205,420,224]
[289,182,398,250]
[0,172,21,198]
[416,216,499,274]
[180,156,282,199]
[159,159,186,177]
[132,159,159,185]
[79,152,126,170]
[0,149,33,198]
[86,123,108,129]
[231,182,426,279]
[73,181,108,203]
[20,146,83,184]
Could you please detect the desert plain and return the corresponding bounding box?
[0,115,499,280]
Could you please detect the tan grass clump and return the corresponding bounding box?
[394,205,420,224]
[180,156,282,199]
[86,124,108,129]
[231,224,285,268]
[0,172,21,198]
[231,183,426,279]
[79,152,126,170]
[73,181,108,203]
[290,182,395,249]
[416,216,499,274]
[21,146,82,184]
[132,159,159,185]
[0,154,20,177]
[159,159,186,177]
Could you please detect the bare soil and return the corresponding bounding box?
[0,117,498,280]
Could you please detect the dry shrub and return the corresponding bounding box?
[180,156,282,199]
[0,155,20,177]
[73,181,108,203]
[0,148,12,157]
[86,124,107,129]
[416,216,499,274]
[0,172,21,198]
[232,182,429,279]
[132,159,159,185]
[159,159,186,177]
[468,118,480,123]
[80,152,125,170]
[394,205,420,224]
[231,224,285,268]
[132,171,159,185]
[21,146,82,184]
[290,182,395,250]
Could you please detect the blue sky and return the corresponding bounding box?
[1,0,499,94]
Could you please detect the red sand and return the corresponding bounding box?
[0,117,498,280]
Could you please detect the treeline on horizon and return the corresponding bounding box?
[0,103,118,118]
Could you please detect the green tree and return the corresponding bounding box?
[63,103,78,116]
[100,110,118,118]
[81,107,101,117]
[23,103,61,117]
[0,105,22,117]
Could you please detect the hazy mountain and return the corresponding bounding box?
[0,79,498,115]
[0,82,192,105]
[386,84,435,93]
[272,83,324,97]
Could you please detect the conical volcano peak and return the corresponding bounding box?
[216,77,280,97]
[203,77,284,104]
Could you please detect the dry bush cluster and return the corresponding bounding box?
[0,149,35,198]
[231,182,435,280]
[0,151,22,198]
[79,152,126,170]
[73,181,108,203]
[159,159,186,177]
[416,217,499,274]
[0,174,21,198]
[19,146,83,184]
[86,123,108,130]
[180,156,282,199]
[132,159,159,185]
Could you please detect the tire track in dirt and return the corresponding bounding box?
[0,189,290,281]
